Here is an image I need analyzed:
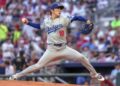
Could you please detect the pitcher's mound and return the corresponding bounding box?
[0,80,79,86]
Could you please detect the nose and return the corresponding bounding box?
[58,8,62,12]
[59,9,62,13]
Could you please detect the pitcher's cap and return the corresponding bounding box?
[48,2,64,11]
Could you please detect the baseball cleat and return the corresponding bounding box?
[9,75,17,80]
[95,74,105,81]
[90,73,105,81]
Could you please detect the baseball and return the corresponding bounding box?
[21,18,27,23]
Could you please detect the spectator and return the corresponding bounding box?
[100,79,114,86]
[1,39,15,61]
[106,53,119,62]
[12,24,22,45]
[110,63,120,85]
[0,48,3,63]
[72,1,87,17]
[76,76,86,85]
[76,34,89,51]
[81,46,90,58]
[4,60,15,75]
[111,33,120,58]
[12,51,27,72]
[94,37,108,52]
[111,15,120,29]
[4,12,13,25]
[22,23,36,40]
[81,37,98,51]
[0,21,8,44]
[97,0,109,10]
[97,52,107,63]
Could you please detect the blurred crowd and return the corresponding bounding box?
[0,0,120,85]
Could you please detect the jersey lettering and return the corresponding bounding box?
[47,24,63,34]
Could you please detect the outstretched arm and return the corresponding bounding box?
[71,16,87,22]
[70,16,93,34]
[21,18,40,29]
[27,22,40,29]
[71,16,91,24]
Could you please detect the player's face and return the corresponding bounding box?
[51,8,62,17]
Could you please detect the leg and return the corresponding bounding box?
[62,46,105,81]
[46,60,62,67]
[10,49,61,79]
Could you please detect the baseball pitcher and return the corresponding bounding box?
[9,2,105,81]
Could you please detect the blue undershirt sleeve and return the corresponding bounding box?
[71,16,87,22]
[27,22,40,29]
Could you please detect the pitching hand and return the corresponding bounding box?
[21,18,29,24]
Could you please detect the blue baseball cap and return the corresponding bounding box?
[48,2,64,11]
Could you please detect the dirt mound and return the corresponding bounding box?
[0,80,80,86]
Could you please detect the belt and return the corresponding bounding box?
[48,43,67,47]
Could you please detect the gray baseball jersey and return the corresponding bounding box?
[41,15,71,44]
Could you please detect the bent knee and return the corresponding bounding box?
[34,63,45,68]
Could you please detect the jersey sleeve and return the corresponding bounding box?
[27,19,46,30]
[65,16,73,25]
[40,19,46,29]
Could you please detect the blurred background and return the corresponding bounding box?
[0,0,120,86]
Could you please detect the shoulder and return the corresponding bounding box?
[60,15,73,22]
[42,18,48,24]
[60,15,71,19]
[43,16,51,24]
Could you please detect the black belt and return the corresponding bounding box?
[54,44,63,47]
[48,43,67,47]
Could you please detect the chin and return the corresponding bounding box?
[56,15,60,17]
[58,14,61,16]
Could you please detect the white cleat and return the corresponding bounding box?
[9,75,17,80]
[90,73,105,81]
[95,74,105,81]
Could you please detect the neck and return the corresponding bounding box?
[51,13,58,20]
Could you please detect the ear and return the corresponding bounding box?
[50,9,55,14]
[50,9,53,12]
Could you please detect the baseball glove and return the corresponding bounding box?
[80,23,94,34]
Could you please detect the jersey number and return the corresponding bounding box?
[59,30,64,37]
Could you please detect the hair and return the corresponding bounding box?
[50,10,52,15]
[4,60,10,65]
[49,9,54,15]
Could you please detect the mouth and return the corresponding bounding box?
[58,12,61,15]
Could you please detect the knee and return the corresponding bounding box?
[34,63,44,69]
[77,55,89,62]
